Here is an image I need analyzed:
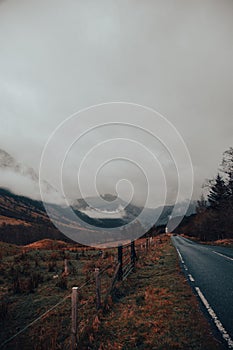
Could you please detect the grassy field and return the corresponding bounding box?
[0,235,223,349]
[181,234,233,249]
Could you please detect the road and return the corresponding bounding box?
[172,235,233,349]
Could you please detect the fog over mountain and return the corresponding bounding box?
[0,149,62,203]
[0,148,196,218]
[0,147,198,245]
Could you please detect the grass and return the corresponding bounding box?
[0,241,115,349]
[181,234,233,249]
[84,235,223,350]
[0,235,223,349]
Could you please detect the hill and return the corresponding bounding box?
[0,188,74,245]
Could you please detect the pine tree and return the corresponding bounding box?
[196,194,207,214]
[183,148,233,240]
[207,173,229,209]
[220,147,233,200]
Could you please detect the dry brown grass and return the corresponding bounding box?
[84,235,223,350]
[0,215,31,226]
[214,238,233,246]
[0,235,224,350]
[24,239,70,250]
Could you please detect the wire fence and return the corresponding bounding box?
[0,237,155,349]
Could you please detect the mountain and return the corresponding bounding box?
[73,194,196,229]
[0,188,70,244]
[0,149,38,181]
[0,149,16,168]
[0,148,58,201]
[0,187,197,244]
[0,149,197,244]
[0,188,128,245]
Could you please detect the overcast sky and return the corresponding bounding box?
[0,0,233,208]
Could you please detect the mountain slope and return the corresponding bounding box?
[0,149,197,244]
[0,188,73,244]
[0,148,58,201]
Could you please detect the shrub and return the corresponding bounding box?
[50,252,59,261]
[48,261,57,272]
[27,272,43,292]
[12,274,21,294]
[56,275,67,290]
[0,299,9,321]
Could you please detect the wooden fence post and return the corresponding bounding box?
[117,245,123,281]
[146,238,149,253]
[64,259,69,275]
[130,241,136,267]
[71,287,78,350]
[95,268,101,310]
[103,263,121,309]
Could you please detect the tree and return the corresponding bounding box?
[220,147,233,202]
[220,147,233,178]
[207,173,229,209]
[177,147,233,241]
[196,194,207,214]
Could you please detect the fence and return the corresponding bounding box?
[0,237,154,350]
[70,238,154,349]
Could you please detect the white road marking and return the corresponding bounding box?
[213,251,233,262]
[188,274,195,282]
[176,248,193,279]
[195,287,233,349]
[176,248,184,264]
[175,239,233,348]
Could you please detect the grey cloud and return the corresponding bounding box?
[0,0,232,207]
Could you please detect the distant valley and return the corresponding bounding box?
[0,148,196,245]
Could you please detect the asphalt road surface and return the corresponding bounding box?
[172,235,233,349]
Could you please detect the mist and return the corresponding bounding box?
[0,0,232,209]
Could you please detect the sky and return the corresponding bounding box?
[0,0,233,209]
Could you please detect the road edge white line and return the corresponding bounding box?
[213,251,233,262]
[176,247,184,264]
[195,287,233,349]
[188,274,195,282]
[174,239,233,348]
